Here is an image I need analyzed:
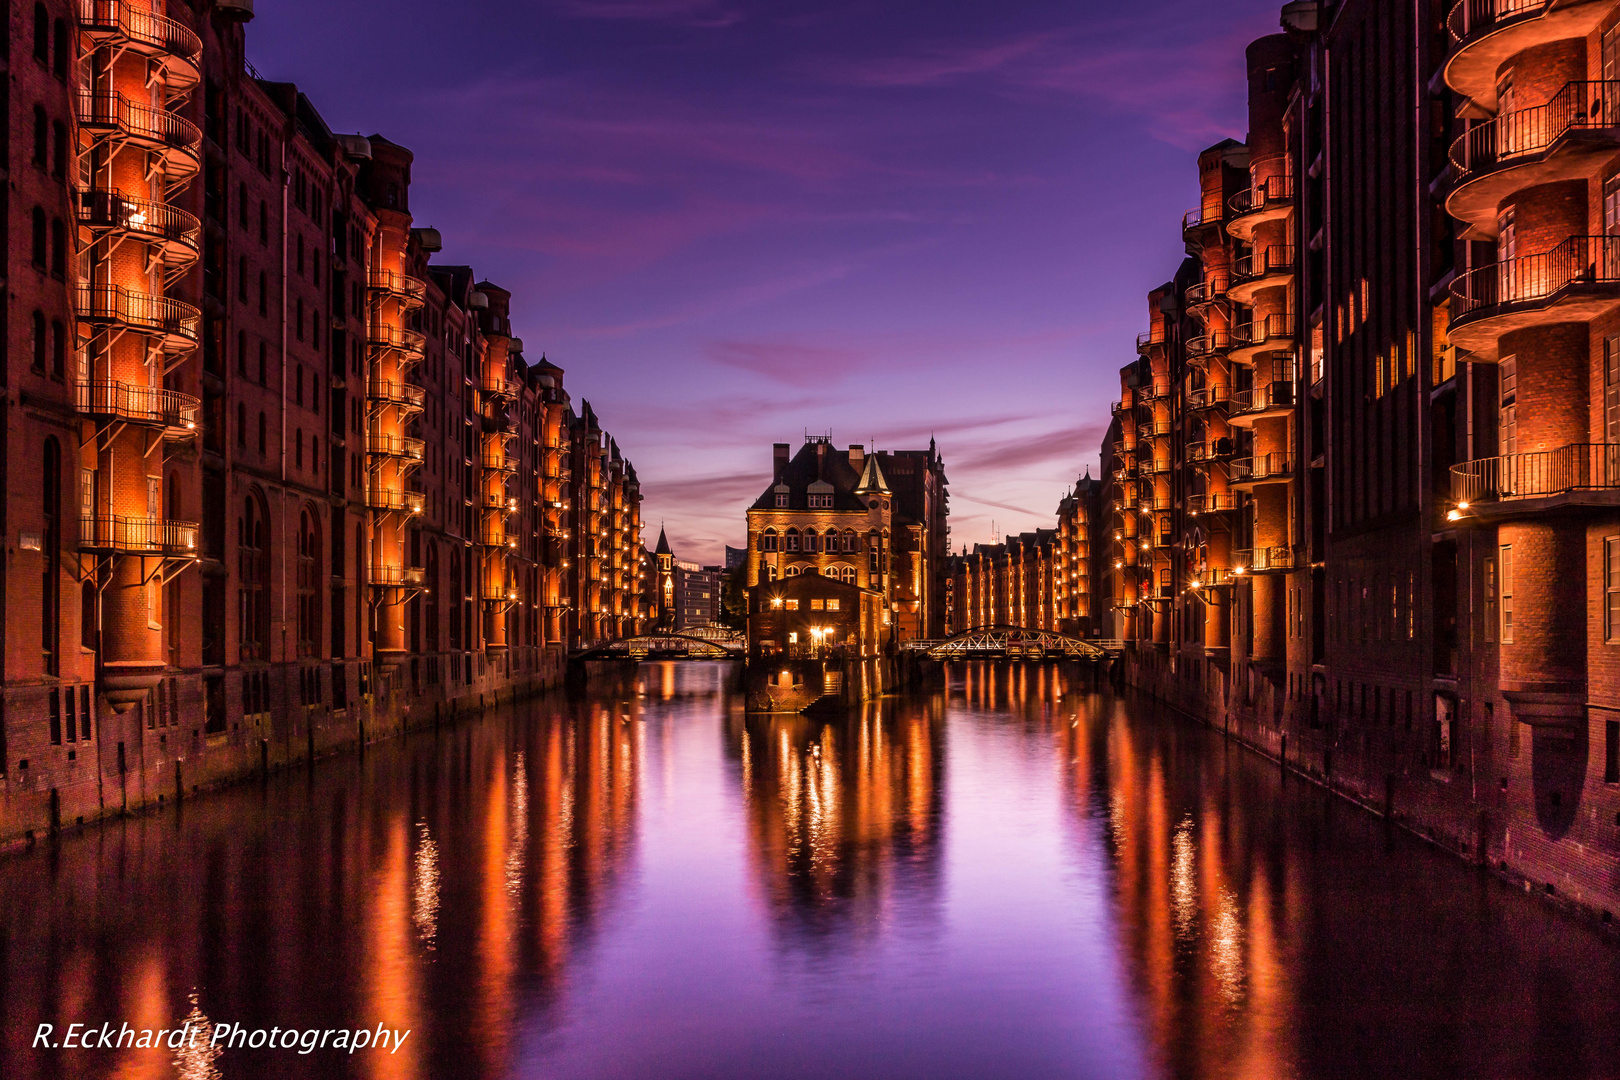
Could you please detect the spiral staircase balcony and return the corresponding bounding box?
[1182,203,1226,244]
[369,565,425,589]
[1232,546,1295,574]
[79,514,198,557]
[1230,312,1297,365]
[1443,0,1612,112]
[1186,276,1229,319]
[1136,331,1165,356]
[76,0,202,98]
[75,90,200,185]
[1228,375,1297,428]
[76,378,199,437]
[76,282,199,353]
[1186,492,1239,515]
[1228,245,1296,305]
[1450,442,1620,514]
[367,270,427,311]
[1447,235,1620,358]
[1187,330,1232,361]
[1226,168,1295,244]
[1229,453,1293,488]
[1447,81,1620,237]
[75,188,200,273]
[367,325,427,363]
[366,487,424,515]
[481,449,516,473]
[367,433,425,462]
[1186,384,1230,411]
[366,377,426,412]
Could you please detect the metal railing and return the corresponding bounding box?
[1451,81,1620,180]
[477,524,512,548]
[1231,375,1296,416]
[366,433,425,461]
[482,450,515,472]
[1183,204,1223,232]
[369,565,425,587]
[1229,171,1295,216]
[367,325,427,356]
[367,270,428,305]
[1186,277,1229,305]
[1187,331,1232,357]
[1234,312,1297,348]
[79,514,197,554]
[1186,493,1239,513]
[75,188,199,250]
[1234,245,1296,283]
[76,283,200,344]
[1451,443,1620,503]
[366,488,424,514]
[76,379,199,430]
[366,377,425,410]
[480,371,513,397]
[1234,545,1295,572]
[77,0,202,63]
[1447,0,1549,42]
[1187,384,1230,409]
[1230,453,1293,483]
[1450,235,1620,321]
[76,90,200,152]
[1136,331,1164,353]
[476,490,518,511]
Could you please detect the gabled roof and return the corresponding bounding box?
[854,455,890,495]
[655,528,671,556]
[748,441,873,513]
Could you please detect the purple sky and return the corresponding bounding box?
[250,0,1284,564]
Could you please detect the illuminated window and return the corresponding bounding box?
[811,599,825,610]
[1499,544,1514,643]
[826,599,840,612]
[784,599,799,611]
[761,529,778,552]
[1606,538,1620,644]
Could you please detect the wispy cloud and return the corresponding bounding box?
[550,0,742,27]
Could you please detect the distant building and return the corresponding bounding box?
[744,436,948,645]
[674,560,721,631]
[725,546,748,571]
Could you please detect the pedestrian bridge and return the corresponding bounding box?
[573,625,747,661]
[901,627,1123,662]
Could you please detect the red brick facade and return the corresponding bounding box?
[0,0,647,844]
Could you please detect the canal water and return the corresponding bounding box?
[3,661,1619,1080]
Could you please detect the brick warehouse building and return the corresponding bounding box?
[743,437,950,645]
[966,0,1620,923]
[0,0,647,842]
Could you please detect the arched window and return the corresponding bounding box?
[52,18,68,77]
[761,528,777,553]
[785,528,800,552]
[239,493,270,660]
[42,438,61,675]
[766,563,779,582]
[236,402,246,446]
[52,121,66,177]
[295,428,304,469]
[804,529,818,553]
[842,567,857,585]
[844,529,858,552]
[31,208,46,267]
[296,507,321,657]
[31,311,46,372]
[786,565,800,577]
[50,217,66,278]
[32,106,46,166]
[33,4,48,63]
[258,411,267,454]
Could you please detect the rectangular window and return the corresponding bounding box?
[1500,545,1514,643]
[826,599,840,612]
[1608,538,1620,643]
[810,599,824,610]
[1484,556,1497,643]
[1499,355,1518,455]
[775,493,788,508]
[1607,338,1620,444]
[1607,720,1619,784]
[784,599,799,611]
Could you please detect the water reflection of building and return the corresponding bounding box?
[727,699,945,942]
[0,701,639,1080]
[1036,680,1298,1079]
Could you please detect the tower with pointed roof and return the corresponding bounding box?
[655,527,675,630]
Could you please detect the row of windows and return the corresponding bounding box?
[759,528,883,553]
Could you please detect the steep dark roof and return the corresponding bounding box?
[655,528,671,556]
[749,441,876,513]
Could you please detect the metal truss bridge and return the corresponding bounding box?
[901,627,1123,662]
[573,624,746,661]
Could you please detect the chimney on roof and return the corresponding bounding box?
[848,444,864,472]
[773,443,790,483]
